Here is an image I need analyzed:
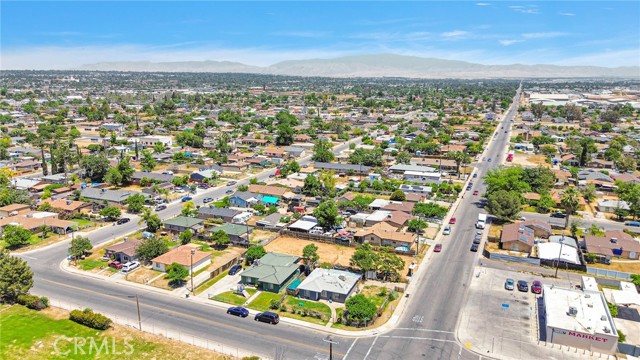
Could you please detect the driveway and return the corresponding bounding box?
[196,270,243,299]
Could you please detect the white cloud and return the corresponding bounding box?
[476,3,491,6]
[509,5,539,14]
[441,30,469,38]
[559,12,576,16]
[522,32,569,39]
[499,40,523,46]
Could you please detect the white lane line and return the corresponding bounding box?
[342,338,358,360]
[394,328,455,334]
[362,336,378,360]
[22,255,38,260]
[379,335,458,343]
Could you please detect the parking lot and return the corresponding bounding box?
[458,266,613,360]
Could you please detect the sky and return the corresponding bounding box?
[1,1,639,69]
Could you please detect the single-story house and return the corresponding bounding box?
[132,171,175,184]
[385,211,413,229]
[354,223,416,250]
[501,223,535,253]
[197,207,240,223]
[229,192,260,208]
[211,222,252,244]
[248,184,287,198]
[313,162,372,175]
[520,219,553,238]
[151,245,211,273]
[105,238,142,263]
[40,198,92,218]
[0,203,31,218]
[297,268,361,303]
[0,214,77,235]
[287,219,317,233]
[584,231,640,260]
[80,188,149,206]
[597,199,630,214]
[399,184,432,195]
[41,174,68,184]
[284,146,306,158]
[163,216,204,233]
[256,212,287,228]
[240,253,301,293]
[189,169,220,183]
[382,202,415,214]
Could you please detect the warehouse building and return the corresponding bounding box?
[542,278,618,354]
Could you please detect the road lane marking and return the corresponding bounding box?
[394,328,454,334]
[342,338,357,360]
[363,336,378,360]
[40,278,345,357]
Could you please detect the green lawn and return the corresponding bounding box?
[281,296,332,325]
[70,218,94,228]
[211,289,257,305]
[194,269,229,295]
[247,292,282,311]
[77,259,106,271]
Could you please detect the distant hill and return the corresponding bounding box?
[79,54,640,79]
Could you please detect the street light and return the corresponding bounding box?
[554,235,564,278]
[190,248,196,295]
[323,335,339,360]
[126,295,142,331]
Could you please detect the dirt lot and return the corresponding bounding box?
[265,236,417,277]
[250,229,279,243]
[510,153,551,167]
[589,261,640,274]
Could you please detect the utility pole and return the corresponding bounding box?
[555,235,564,278]
[127,295,142,330]
[190,248,196,295]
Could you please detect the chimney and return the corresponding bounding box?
[66,200,72,205]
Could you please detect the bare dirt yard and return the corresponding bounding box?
[265,236,417,277]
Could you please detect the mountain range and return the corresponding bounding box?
[79,54,640,79]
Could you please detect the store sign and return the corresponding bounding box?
[554,329,609,343]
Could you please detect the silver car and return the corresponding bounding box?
[505,278,515,291]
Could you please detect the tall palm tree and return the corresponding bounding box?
[560,187,581,229]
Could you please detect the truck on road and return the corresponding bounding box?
[476,213,487,229]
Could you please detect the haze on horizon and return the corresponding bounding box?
[1,1,639,71]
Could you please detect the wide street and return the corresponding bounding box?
[19,89,522,360]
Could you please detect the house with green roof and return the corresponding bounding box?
[163,216,204,233]
[241,252,301,293]
[212,222,253,244]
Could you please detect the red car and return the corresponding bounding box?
[434,244,442,252]
[449,218,456,224]
[108,261,123,269]
[473,190,479,195]
[531,280,543,294]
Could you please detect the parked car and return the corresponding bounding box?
[626,221,640,227]
[181,196,193,202]
[108,260,123,269]
[466,185,472,191]
[203,197,213,203]
[473,237,482,245]
[517,280,528,292]
[122,261,140,273]
[449,217,457,224]
[550,212,566,218]
[229,264,243,275]
[531,280,543,294]
[155,205,167,211]
[473,173,478,178]
[473,190,479,195]
[116,218,130,225]
[226,181,237,186]
[254,311,279,324]
[434,244,442,252]
[443,226,451,235]
[227,306,249,317]
[505,278,515,291]
[470,243,479,252]
[225,189,234,194]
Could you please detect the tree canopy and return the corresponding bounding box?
[0,250,34,303]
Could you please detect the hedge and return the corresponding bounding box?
[69,308,112,330]
[17,294,49,311]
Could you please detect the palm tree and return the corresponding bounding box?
[560,187,581,229]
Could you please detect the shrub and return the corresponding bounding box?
[279,304,287,312]
[69,308,112,330]
[618,330,626,343]
[242,356,261,360]
[269,299,281,310]
[17,294,49,310]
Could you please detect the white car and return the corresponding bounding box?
[122,261,140,273]
[443,226,451,235]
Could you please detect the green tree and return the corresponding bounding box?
[179,229,193,245]
[486,190,522,222]
[616,155,637,173]
[105,167,123,186]
[275,123,294,146]
[376,249,405,282]
[99,206,121,220]
[313,200,339,229]
[139,207,162,232]
[312,138,335,163]
[280,160,300,177]
[302,244,319,268]
[413,203,448,218]
[69,236,93,258]
[484,167,530,195]
[580,184,597,204]
[407,218,427,233]
[125,193,146,213]
[0,250,34,303]
[166,263,189,285]
[522,166,556,193]
[140,150,156,172]
[181,201,196,216]
[395,151,412,165]
[616,182,640,219]
[2,225,32,248]
[245,245,266,265]
[350,243,379,273]
[531,103,545,120]
[536,193,555,213]
[302,174,322,197]
[117,156,134,185]
[135,236,169,262]
[344,294,377,323]
[153,141,167,154]
[389,190,406,201]
[211,230,230,248]
[560,187,581,228]
[80,155,111,182]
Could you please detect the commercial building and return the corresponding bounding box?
[542,278,618,354]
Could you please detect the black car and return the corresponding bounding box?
[550,212,566,218]
[116,218,130,225]
[470,243,479,252]
[155,205,167,211]
[228,264,243,276]
[517,280,528,292]
[255,311,279,324]
[473,237,481,245]
[227,306,249,317]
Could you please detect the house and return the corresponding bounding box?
[248,184,287,198]
[131,171,175,184]
[11,160,40,173]
[240,253,301,293]
[297,268,361,303]
[584,231,640,260]
[222,162,250,173]
[80,188,148,206]
[151,245,211,273]
[382,202,415,214]
[105,238,142,263]
[399,184,432,195]
[10,178,42,191]
[40,198,92,218]
[284,146,306,158]
[0,203,31,218]
[403,171,442,184]
[313,162,372,175]
[287,219,317,233]
[138,135,173,148]
[388,164,437,174]
[229,192,260,208]
[404,193,427,203]
[264,147,287,159]
[597,199,629,214]
[197,207,240,223]
[163,216,204,233]
[211,223,253,244]
[385,211,413,229]
[256,212,287,228]
[520,219,553,238]
[577,170,613,183]
[41,174,67,184]
[354,223,416,250]
[101,123,125,132]
[586,159,614,169]
[0,213,77,235]
[189,169,220,183]
[500,223,535,253]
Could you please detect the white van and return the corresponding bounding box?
[122,261,140,273]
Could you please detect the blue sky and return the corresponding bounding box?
[2,1,639,69]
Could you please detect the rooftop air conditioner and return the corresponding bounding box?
[568,306,578,316]
[603,327,611,333]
